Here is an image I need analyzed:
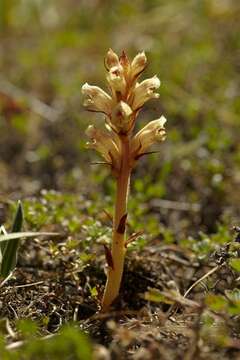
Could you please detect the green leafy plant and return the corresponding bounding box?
[0,201,57,281]
[0,321,92,360]
[82,49,167,311]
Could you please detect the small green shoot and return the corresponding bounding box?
[0,201,58,280]
[0,200,23,278]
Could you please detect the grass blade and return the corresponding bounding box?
[0,201,23,278]
[11,200,24,232]
[0,201,58,279]
[0,231,58,279]
[0,225,7,257]
[0,232,58,242]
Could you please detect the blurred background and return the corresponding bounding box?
[0,0,239,240]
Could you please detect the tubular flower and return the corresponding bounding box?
[105,48,120,70]
[85,125,120,168]
[107,65,126,96]
[82,83,113,115]
[130,51,147,80]
[131,116,167,158]
[111,101,133,133]
[131,75,160,110]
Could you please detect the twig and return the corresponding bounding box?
[6,334,55,350]
[0,272,13,288]
[160,252,192,267]
[0,75,61,122]
[88,309,140,321]
[73,305,79,322]
[14,281,44,289]
[184,263,225,298]
[6,318,16,339]
[8,304,18,319]
[150,198,200,212]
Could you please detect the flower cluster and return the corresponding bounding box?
[82,49,166,174]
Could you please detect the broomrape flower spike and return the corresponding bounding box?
[81,50,167,312]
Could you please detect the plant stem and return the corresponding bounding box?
[101,135,131,311]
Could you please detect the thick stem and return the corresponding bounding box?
[101,135,131,311]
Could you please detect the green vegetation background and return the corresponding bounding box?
[0,0,239,358]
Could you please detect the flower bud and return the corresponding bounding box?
[111,101,133,133]
[86,125,120,166]
[119,50,130,70]
[131,116,166,157]
[82,83,113,115]
[131,51,147,79]
[107,65,126,95]
[105,49,120,70]
[132,75,160,110]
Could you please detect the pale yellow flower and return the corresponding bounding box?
[85,125,120,166]
[82,83,113,115]
[131,75,160,110]
[130,51,147,80]
[107,65,126,96]
[105,48,120,70]
[111,101,133,133]
[131,116,167,157]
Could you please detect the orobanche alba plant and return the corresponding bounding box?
[82,49,167,311]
